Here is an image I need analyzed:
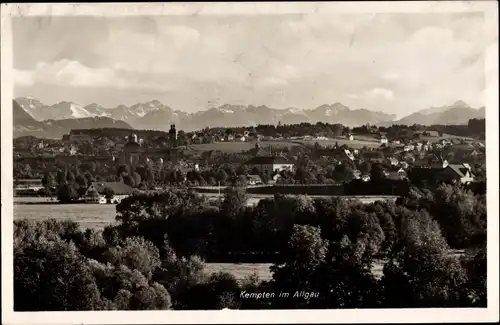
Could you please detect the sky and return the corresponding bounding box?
[12,12,488,118]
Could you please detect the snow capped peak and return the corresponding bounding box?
[217,107,234,114]
[129,100,169,117]
[285,107,305,115]
[315,103,350,115]
[53,101,95,119]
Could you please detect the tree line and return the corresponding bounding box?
[14,182,486,310]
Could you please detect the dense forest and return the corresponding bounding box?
[14,183,486,310]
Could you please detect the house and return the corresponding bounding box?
[246,174,263,185]
[225,134,235,142]
[380,136,388,144]
[69,145,77,155]
[236,135,246,142]
[397,168,407,177]
[387,157,399,166]
[348,134,354,141]
[403,145,414,152]
[391,140,401,145]
[446,164,475,184]
[409,163,474,186]
[269,173,282,184]
[386,168,407,180]
[244,156,294,175]
[84,182,134,204]
[431,159,449,169]
[14,178,44,192]
[361,174,371,182]
[344,149,355,161]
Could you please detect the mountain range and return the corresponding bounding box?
[388,100,485,126]
[13,97,485,138]
[13,100,132,139]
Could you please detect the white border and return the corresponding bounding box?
[1,2,499,324]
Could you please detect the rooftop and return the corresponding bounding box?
[245,156,292,165]
[90,182,134,195]
[447,164,474,178]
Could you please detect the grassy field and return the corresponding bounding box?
[14,200,117,230]
[297,138,381,149]
[185,131,479,154]
[419,133,476,142]
[204,263,274,281]
[187,140,307,153]
[205,261,385,282]
[187,137,382,153]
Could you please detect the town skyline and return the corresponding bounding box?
[13,12,487,119]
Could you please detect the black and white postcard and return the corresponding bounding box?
[1,2,498,324]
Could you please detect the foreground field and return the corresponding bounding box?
[14,200,117,230]
[14,195,399,229]
[205,261,384,282]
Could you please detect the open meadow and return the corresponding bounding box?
[205,261,385,282]
[186,137,383,153]
[296,138,381,149]
[187,140,305,153]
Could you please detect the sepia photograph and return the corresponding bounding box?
[1,2,499,324]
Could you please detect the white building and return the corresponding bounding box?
[446,164,476,185]
[244,156,294,175]
[344,149,355,161]
[15,178,44,192]
[247,174,263,185]
[85,182,134,204]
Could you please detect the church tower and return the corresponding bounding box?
[168,124,177,148]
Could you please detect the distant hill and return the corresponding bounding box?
[15,97,484,132]
[15,97,397,132]
[13,100,133,139]
[383,101,485,126]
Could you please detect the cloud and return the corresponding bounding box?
[254,77,288,89]
[364,88,395,101]
[14,60,172,91]
[380,72,400,81]
[12,13,486,113]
